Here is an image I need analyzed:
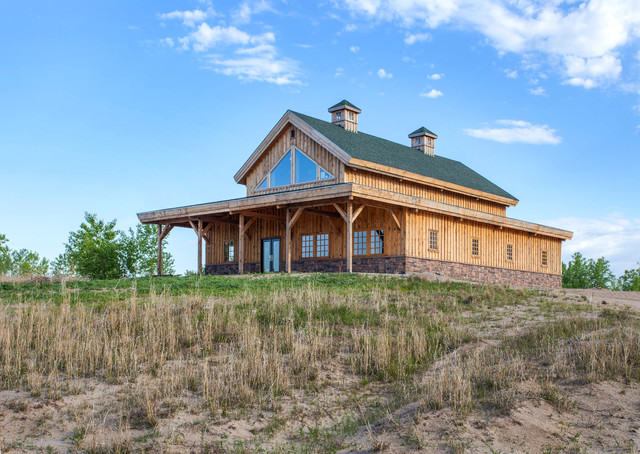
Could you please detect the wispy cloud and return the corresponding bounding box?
[464,119,561,144]
[420,89,443,98]
[158,8,215,27]
[232,1,272,25]
[338,0,640,90]
[377,68,393,79]
[158,8,300,85]
[404,32,430,45]
[505,69,518,79]
[349,45,360,53]
[545,213,640,275]
[528,86,547,96]
[428,73,444,80]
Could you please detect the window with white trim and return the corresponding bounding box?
[370,230,384,255]
[224,241,235,262]
[316,234,329,257]
[302,235,314,258]
[354,231,367,255]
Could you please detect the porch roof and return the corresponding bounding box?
[137,183,572,240]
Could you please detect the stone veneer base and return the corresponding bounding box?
[204,255,561,289]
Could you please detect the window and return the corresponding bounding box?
[295,149,317,184]
[542,250,548,267]
[429,231,438,250]
[370,230,384,254]
[270,151,292,187]
[416,137,422,145]
[259,148,334,190]
[354,231,367,255]
[471,238,479,257]
[256,178,268,191]
[506,244,513,261]
[224,241,235,262]
[302,235,314,258]
[336,112,342,120]
[316,234,329,257]
[290,128,295,139]
[348,112,354,120]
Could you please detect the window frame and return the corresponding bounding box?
[353,230,367,256]
[254,147,335,192]
[224,241,235,262]
[506,243,514,261]
[301,234,314,259]
[471,238,480,257]
[541,250,548,267]
[316,233,329,258]
[369,229,384,255]
[429,230,438,251]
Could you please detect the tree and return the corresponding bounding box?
[562,252,590,288]
[121,224,174,277]
[588,257,616,289]
[0,234,11,276]
[63,212,123,280]
[10,249,49,276]
[618,263,640,291]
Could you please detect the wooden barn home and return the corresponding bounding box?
[138,100,572,288]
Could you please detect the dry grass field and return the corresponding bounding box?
[0,274,639,453]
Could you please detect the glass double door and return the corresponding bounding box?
[261,238,280,273]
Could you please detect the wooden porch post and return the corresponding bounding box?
[346,201,353,273]
[238,214,244,274]
[197,219,203,276]
[157,224,163,276]
[286,209,291,273]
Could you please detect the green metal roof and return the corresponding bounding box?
[409,126,437,137]
[291,111,517,201]
[328,99,361,112]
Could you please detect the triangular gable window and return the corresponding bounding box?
[255,147,334,191]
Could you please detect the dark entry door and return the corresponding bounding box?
[261,238,281,272]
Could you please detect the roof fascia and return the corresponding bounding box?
[347,158,519,207]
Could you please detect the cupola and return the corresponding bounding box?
[409,127,437,156]
[328,100,361,133]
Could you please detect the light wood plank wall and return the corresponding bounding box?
[404,210,562,275]
[205,205,403,265]
[344,168,507,216]
[245,125,344,197]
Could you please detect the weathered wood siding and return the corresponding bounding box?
[205,205,403,265]
[344,168,507,216]
[404,210,562,275]
[245,124,344,197]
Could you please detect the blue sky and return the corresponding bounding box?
[1,0,639,275]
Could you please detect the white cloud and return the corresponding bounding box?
[339,0,640,90]
[159,12,299,85]
[158,9,214,27]
[335,67,345,77]
[232,1,272,24]
[563,54,622,88]
[464,119,561,144]
[404,32,431,45]
[545,213,640,275]
[428,73,444,80]
[377,68,393,79]
[505,69,518,79]
[183,24,274,52]
[528,86,547,96]
[420,89,443,98]
[349,45,360,53]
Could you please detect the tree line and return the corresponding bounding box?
[1,212,174,279]
[2,212,639,290]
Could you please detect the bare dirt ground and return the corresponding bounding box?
[1,278,640,453]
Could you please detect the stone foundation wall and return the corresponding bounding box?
[204,255,561,289]
[404,256,561,288]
